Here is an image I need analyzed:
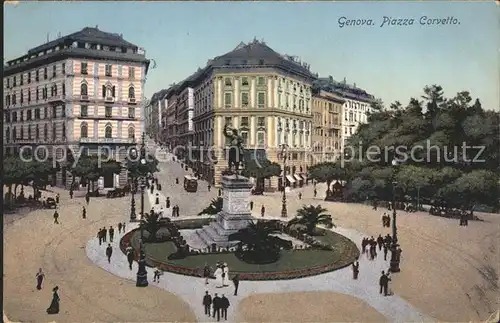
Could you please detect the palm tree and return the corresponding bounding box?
[141,211,162,242]
[198,197,223,215]
[288,205,335,235]
[229,221,291,264]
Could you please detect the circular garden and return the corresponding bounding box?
[120,218,359,281]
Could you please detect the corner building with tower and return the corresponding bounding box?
[3,27,150,189]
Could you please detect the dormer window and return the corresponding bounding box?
[105,64,112,77]
[224,78,232,86]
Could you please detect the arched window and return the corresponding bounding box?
[128,125,135,139]
[81,122,88,138]
[128,86,135,98]
[6,127,10,143]
[81,83,88,96]
[105,123,112,138]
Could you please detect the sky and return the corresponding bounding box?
[4,1,499,110]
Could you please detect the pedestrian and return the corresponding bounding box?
[381,213,387,227]
[249,201,253,211]
[118,222,123,234]
[379,271,391,296]
[313,188,317,197]
[384,234,392,247]
[82,206,86,219]
[361,237,367,254]
[386,215,391,228]
[298,192,302,200]
[261,205,265,217]
[220,294,230,321]
[127,249,134,270]
[352,259,359,279]
[377,234,384,251]
[53,210,59,224]
[55,193,60,204]
[153,268,162,282]
[69,189,74,199]
[175,205,180,217]
[212,293,221,321]
[85,192,90,205]
[166,197,170,208]
[155,193,160,205]
[105,244,113,263]
[203,263,211,285]
[102,227,107,242]
[203,291,212,317]
[232,274,240,296]
[208,184,211,192]
[383,243,389,261]
[109,226,115,242]
[122,222,126,232]
[36,268,45,290]
[176,178,179,184]
[98,228,103,245]
[46,286,60,314]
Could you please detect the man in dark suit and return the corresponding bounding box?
[202,291,212,316]
[220,294,230,320]
[379,271,390,296]
[212,293,221,321]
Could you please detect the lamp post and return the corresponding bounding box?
[389,159,401,273]
[280,144,288,218]
[130,186,136,221]
[136,236,148,287]
[140,178,146,219]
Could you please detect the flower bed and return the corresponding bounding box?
[120,228,359,281]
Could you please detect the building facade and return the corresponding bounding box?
[3,27,150,189]
[311,89,344,163]
[158,40,316,189]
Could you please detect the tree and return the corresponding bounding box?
[241,158,281,192]
[307,162,345,198]
[287,205,334,235]
[126,152,159,179]
[141,211,162,242]
[71,155,123,192]
[228,221,291,264]
[198,197,223,215]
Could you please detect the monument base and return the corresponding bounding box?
[196,174,253,249]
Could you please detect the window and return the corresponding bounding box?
[103,85,115,98]
[258,59,264,65]
[105,106,112,118]
[62,123,66,139]
[44,107,47,119]
[61,105,66,117]
[257,117,265,127]
[7,78,10,88]
[20,126,24,139]
[128,107,135,118]
[241,77,249,86]
[36,125,39,139]
[20,90,23,104]
[52,106,57,118]
[80,123,88,138]
[81,105,88,117]
[28,89,31,102]
[128,126,135,139]
[224,78,232,86]
[105,64,112,76]
[27,125,31,139]
[257,77,265,85]
[81,62,88,74]
[52,65,56,77]
[5,128,10,143]
[12,127,16,140]
[62,83,65,95]
[12,94,16,105]
[224,92,232,107]
[241,116,249,127]
[241,131,248,145]
[35,70,39,81]
[241,92,249,106]
[13,76,17,87]
[257,132,265,145]
[257,92,265,107]
[36,88,39,101]
[20,75,23,86]
[105,124,112,138]
[44,124,48,139]
[27,110,32,120]
[128,86,135,98]
[62,63,66,74]
[44,68,47,80]
[128,67,135,79]
[35,108,40,120]
[81,83,88,96]
[12,111,17,122]
[225,117,232,125]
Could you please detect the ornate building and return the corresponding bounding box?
[158,40,316,189]
[311,88,344,163]
[3,27,150,188]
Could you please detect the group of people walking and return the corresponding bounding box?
[203,291,231,321]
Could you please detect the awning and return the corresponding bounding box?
[286,175,296,183]
[294,174,303,181]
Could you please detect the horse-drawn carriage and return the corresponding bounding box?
[106,187,128,198]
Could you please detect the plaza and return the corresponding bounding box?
[3,153,499,322]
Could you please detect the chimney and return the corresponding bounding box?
[353,83,356,88]
[343,77,346,84]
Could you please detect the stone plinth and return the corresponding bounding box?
[196,174,253,248]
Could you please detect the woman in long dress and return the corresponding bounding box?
[214,265,223,288]
[222,263,230,287]
[46,286,60,314]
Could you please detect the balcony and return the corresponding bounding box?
[79,137,136,144]
[128,97,136,104]
[80,95,89,102]
[105,96,115,103]
[48,94,65,103]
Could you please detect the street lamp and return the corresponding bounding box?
[136,242,148,287]
[140,173,146,219]
[389,158,401,273]
[280,144,289,218]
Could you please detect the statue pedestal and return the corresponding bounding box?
[196,175,253,248]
